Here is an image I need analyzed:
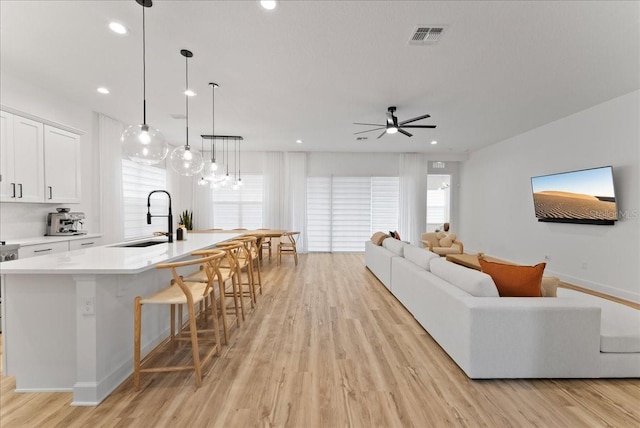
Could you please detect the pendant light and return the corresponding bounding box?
[202,83,220,181]
[235,137,243,188]
[170,49,204,176]
[121,0,168,165]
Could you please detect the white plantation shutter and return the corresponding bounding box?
[307,176,399,252]
[122,159,168,240]
[211,174,263,229]
[306,177,331,252]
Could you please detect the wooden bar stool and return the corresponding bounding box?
[188,247,243,344]
[210,240,247,322]
[237,235,263,297]
[133,252,224,391]
[257,228,273,260]
[278,231,300,266]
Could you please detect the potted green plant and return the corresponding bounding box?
[179,210,193,230]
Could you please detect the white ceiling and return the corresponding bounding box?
[1,1,638,154]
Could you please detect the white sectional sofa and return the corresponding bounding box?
[364,238,640,379]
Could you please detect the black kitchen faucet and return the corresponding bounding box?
[147,190,173,243]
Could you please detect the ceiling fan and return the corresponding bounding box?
[353,106,436,139]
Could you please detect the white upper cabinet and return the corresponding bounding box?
[0,111,45,203]
[0,109,81,204]
[44,125,81,203]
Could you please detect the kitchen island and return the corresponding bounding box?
[0,232,239,406]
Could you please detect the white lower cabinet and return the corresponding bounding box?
[19,241,68,259]
[68,237,102,251]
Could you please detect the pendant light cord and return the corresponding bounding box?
[211,83,216,162]
[142,5,147,125]
[185,54,189,149]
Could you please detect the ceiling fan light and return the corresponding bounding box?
[386,127,398,134]
[260,0,278,10]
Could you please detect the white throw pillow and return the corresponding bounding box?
[382,237,407,256]
[429,258,499,297]
[404,245,440,271]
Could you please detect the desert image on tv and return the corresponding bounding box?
[532,168,617,221]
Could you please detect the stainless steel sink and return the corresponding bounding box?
[113,240,166,248]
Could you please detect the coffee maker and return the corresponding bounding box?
[46,208,87,236]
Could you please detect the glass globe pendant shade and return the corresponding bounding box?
[170,145,204,176]
[121,124,168,165]
[201,160,219,181]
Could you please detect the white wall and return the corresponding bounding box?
[459,91,640,302]
[0,73,98,240]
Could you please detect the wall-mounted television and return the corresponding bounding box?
[531,166,618,225]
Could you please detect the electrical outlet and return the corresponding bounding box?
[82,297,95,316]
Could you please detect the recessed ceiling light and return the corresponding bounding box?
[431,140,438,145]
[260,0,278,10]
[108,21,128,35]
[184,89,196,97]
[296,139,302,144]
[97,87,110,94]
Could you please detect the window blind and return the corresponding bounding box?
[307,176,399,252]
[211,174,263,229]
[122,159,167,240]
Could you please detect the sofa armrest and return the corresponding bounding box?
[420,240,434,251]
[461,298,601,378]
[453,240,464,253]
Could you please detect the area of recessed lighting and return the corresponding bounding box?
[260,0,278,10]
[296,139,302,144]
[97,87,110,94]
[184,90,196,97]
[430,140,438,145]
[108,21,128,35]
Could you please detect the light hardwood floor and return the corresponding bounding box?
[1,253,639,427]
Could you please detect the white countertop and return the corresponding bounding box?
[3,233,103,247]
[0,232,239,275]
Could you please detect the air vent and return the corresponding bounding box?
[432,161,446,169]
[409,25,447,45]
[170,113,187,120]
[356,136,368,141]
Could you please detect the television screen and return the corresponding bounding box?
[531,166,618,225]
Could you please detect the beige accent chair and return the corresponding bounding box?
[420,231,464,256]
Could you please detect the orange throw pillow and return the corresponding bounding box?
[478,259,546,297]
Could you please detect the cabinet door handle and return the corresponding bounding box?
[18,183,23,198]
[11,183,16,198]
[34,248,52,253]
[48,186,53,200]
[80,242,94,246]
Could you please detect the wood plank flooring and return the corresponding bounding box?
[1,253,639,427]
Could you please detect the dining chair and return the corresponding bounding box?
[277,231,300,266]
[133,252,224,390]
[257,228,273,260]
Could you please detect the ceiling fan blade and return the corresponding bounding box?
[398,129,413,137]
[399,114,431,126]
[353,122,385,126]
[377,130,387,139]
[400,125,437,129]
[353,127,386,135]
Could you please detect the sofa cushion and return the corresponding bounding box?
[370,231,388,246]
[479,259,545,297]
[448,233,457,242]
[404,245,440,271]
[382,237,407,256]
[430,258,499,297]
[439,237,453,247]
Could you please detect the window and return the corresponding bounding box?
[307,176,399,252]
[211,174,263,229]
[426,174,451,232]
[122,159,167,240]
